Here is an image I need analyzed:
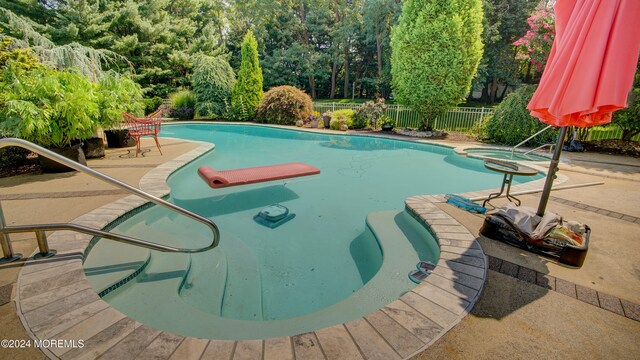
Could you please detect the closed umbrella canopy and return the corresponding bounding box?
[527,0,640,216]
[528,0,640,127]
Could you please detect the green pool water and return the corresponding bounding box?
[83,124,541,339]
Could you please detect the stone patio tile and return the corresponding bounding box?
[315,325,363,360]
[20,260,83,286]
[536,272,556,291]
[0,283,12,306]
[441,259,485,279]
[365,310,424,358]
[56,307,127,346]
[620,299,640,321]
[417,212,450,220]
[439,252,484,268]
[498,261,519,277]
[169,337,210,360]
[97,325,161,360]
[574,285,599,306]
[135,332,184,360]
[430,225,469,234]
[200,340,235,360]
[20,280,90,313]
[517,267,537,284]
[426,218,460,225]
[58,318,139,359]
[439,246,484,258]
[597,292,624,316]
[436,232,475,241]
[232,340,263,360]
[344,318,401,360]
[292,332,325,360]
[432,266,484,290]
[555,278,577,298]
[437,238,480,250]
[264,337,294,360]
[412,284,470,315]
[32,300,110,339]
[425,273,478,300]
[24,288,99,328]
[381,300,443,344]
[487,256,503,271]
[607,212,624,219]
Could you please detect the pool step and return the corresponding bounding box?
[180,249,228,316]
[219,234,264,321]
[84,240,151,296]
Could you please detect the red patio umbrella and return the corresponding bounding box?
[527,0,640,216]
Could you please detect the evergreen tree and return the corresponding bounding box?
[391,0,483,129]
[192,55,236,118]
[232,29,263,120]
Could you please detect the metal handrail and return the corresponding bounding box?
[511,125,553,156]
[0,138,219,259]
[524,143,555,156]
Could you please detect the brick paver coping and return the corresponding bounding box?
[12,131,569,359]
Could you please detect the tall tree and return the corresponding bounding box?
[391,0,483,129]
[232,29,263,120]
[362,0,400,97]
[475,0,537,104]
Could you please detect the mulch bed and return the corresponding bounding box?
[582,139,640,157]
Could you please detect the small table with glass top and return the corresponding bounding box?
[482,159,538,207]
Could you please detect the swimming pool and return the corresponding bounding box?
[84,124,541,339]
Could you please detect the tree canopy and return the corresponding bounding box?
[1,0,552,104]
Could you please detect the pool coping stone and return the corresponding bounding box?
[14,128,567,360]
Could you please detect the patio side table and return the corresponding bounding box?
[482,159,538,207]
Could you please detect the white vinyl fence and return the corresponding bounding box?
[313,102,639,141]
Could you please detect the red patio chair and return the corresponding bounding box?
[122,110,163,157]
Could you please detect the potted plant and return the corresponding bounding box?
[97,74,145,148]
[0,67,101,172]
[322,111,332,128]
[381,116,394,131]
[308,111,321,128]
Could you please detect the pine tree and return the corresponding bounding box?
[231,30,263,120]
[390,0,483,129]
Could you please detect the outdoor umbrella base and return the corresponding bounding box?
[480,213,590,268]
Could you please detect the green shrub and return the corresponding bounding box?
[0,66,100,148]
[331,109,356,128]
[143,97,163,115]
[192,55,236,118]
[96,73,144,129]
[329,118,348,131]
[354,98,387,129]
[482,85,558,146]
[256,85,313,125]
[169,89,196,109]
[169,90,196,120]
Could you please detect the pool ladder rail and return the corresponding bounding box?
[0,138,220,263]
[511,125,555,157]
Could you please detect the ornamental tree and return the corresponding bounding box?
[231,30,263,120]
[513,8,555,78]
[390,0,483,129]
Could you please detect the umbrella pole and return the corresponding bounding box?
[536,126,568,216]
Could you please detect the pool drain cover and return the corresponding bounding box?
[254,204,295,228]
